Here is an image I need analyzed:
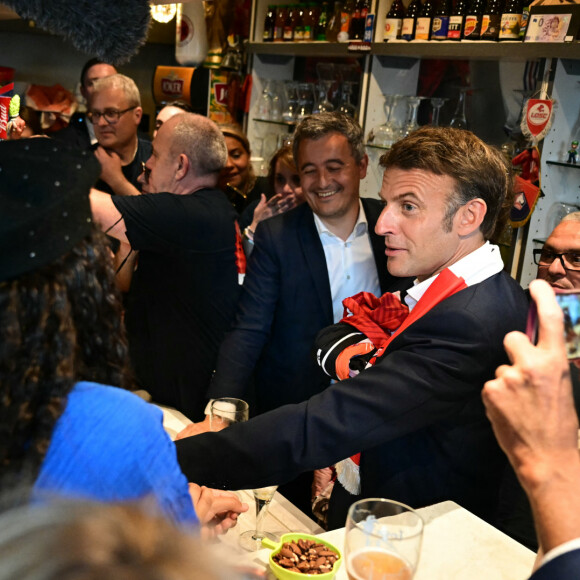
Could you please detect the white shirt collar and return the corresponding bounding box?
[313,199,368,241]
[405,242,504,310]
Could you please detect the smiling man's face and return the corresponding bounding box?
[297,132,367,224]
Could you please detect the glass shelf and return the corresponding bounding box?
[546,160,580,169]
[253,118,296,128]
[365,143,391,151]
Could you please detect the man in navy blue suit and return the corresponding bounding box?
[176,126,528,527]
[483,279,580,579]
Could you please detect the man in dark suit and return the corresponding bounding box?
[203,113,411,418]
[51,58,117,150]
[175,126,528,528]
[483,279,580,580]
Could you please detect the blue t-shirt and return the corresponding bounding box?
[33,381,197,526]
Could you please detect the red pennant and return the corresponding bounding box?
[523,99,553,140]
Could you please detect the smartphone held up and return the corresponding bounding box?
[527,288,580,360]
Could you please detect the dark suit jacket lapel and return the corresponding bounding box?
[298,206,333,322]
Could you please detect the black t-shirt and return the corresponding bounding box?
[94,137,152,195]
[112,188,242,420]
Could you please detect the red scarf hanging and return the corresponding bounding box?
[335,268,468,495]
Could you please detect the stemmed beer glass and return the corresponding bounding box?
[239,484,279,551]
[344,498,424,579]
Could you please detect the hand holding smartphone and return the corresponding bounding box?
[527,288,580,360]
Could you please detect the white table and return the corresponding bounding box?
[159,403,325,543]
[244,501,536,580]
[160,405,536,579]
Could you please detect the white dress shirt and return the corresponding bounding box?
[313,199,381,323]
[404,241,505,311]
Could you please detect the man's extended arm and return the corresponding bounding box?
[89,188,129,243]
[483,280,580,562]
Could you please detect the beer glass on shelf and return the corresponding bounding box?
[337,82,357,118]
[368,94,402,148]
[255,81,273,121]
[402,96,426,138]
[282,81,299,123]
[429,97,448,126]
[238,485,279,551]
[450,87,469,130]
[344,498,424,580]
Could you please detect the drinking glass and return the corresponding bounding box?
[209,398,249,431]
[282,81,299,123]
[238,485,279,551]
[368,94,403,148]
[337,82,356,118]
[313,81,335,114]
[296,82,315,121]
[344,498,424,580]
[270,81,284,122]
[429,97,448,126]
[450,88,469,130]
[402,96,425,138]
[255,82,273,121]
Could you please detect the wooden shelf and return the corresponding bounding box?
[247,40,580,61]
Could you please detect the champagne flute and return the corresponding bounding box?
[209,398,249,431]
[238,484,279,551]
[344,498,424,579]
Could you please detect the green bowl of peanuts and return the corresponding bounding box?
[262,533,342,579]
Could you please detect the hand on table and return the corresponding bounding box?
[188,483,249,540]
[312,467,334,500]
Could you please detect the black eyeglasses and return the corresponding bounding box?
[87,106,137,125]
[533,248,580,271]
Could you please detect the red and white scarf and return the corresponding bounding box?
[335,267,470,494]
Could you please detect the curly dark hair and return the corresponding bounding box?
[0,229,129,490]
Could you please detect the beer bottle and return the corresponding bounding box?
[316,2,330,40]
[447,0,468,39]
[338,0,354,41]
[481,0,504,39]
[518,0,532,39]
[431,0,451,39]
[384,0,406,41]
[263,5,276,41]
[326,1,343,41]
[283,5,296,41]
[415,0,435,40]
[499,0,522,39]
[294,4,305,41]
[463,0,486,39]
[401,0,422,39]
[274,5,287,41]
[303,3,317,40]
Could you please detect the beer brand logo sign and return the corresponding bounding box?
[213,83,229,105]
[522,98,554,141]
[161,77,184,96]
[0,98,9,140]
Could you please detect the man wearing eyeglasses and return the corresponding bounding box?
[535,213,580,290]
[89,74,152,198]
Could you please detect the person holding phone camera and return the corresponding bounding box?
[498,212,580,551]
[483,279,580,580]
